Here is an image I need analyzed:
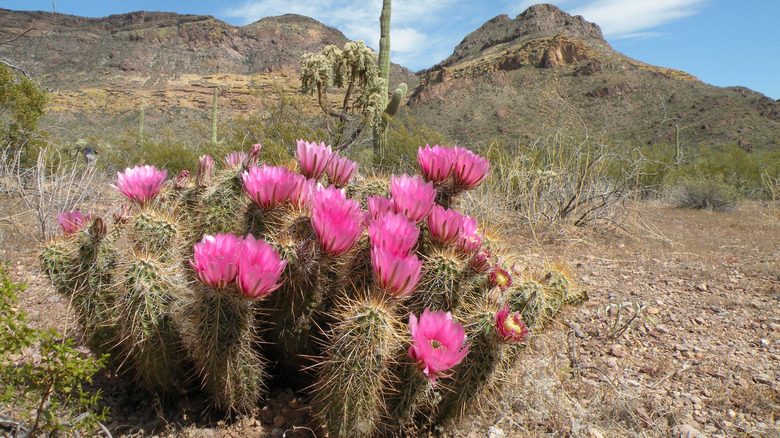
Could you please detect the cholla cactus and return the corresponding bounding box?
[40,142,584,432]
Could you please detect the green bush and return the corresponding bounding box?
[668,175,739,211]
[0,264,108,436]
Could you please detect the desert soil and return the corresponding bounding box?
[2,200,779,437]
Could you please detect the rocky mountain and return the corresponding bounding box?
[0,8,416,140]
[1,5,777,153]
[407,4,779,152]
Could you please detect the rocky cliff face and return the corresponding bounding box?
[437,4,606,69]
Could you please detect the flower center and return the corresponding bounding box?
[430,339,447,350]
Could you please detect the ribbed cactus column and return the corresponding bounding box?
[313,293,402,437]
[211,87,219,144]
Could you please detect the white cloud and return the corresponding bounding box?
[570,0,709,38]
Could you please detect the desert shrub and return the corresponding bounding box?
[99,131,201,175]
[0,264,108,436]
[477,133,632,232]
[668,174,739,211]
[379,112,449,173]
[0,64,48,165]
[0,144,109,241]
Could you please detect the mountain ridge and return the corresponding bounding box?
[0,5,777,152]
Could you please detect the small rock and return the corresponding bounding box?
[646,307,660,315]
[574,328,588,339]
[693,317,705,325]
[270,428,284,438]
[273,415,287,428]
[695,283,708,292]
[727,409,737,418]
[753,373,773,385]
[656,324,670,334]
[488,426,506,438]
[200,428,216,438]
[609,344,627,357]
[675,423,705,438]
[260,406,274,424]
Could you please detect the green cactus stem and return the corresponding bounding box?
[212,87,218,144]
[115,255,189,393]
[313,293,402,437]
[177,284,267,413]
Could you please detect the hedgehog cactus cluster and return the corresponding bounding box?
[41,141,585,435]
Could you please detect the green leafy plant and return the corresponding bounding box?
[0,264,108,436]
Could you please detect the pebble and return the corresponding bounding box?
[260,406,274,424]
[609,344,627,358]
[656,324,670,334]
[675,423,706,438]
[273,414,287,428]
[753,374,773,385]
[488,426,506,438]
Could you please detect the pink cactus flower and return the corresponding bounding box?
[242,165,299,210]
[190,233,243,289]
[113,165,168,204]
[326,151,359,188]
[310,185,368,258]
[489,263,512,291]
[289,175,317,209]
[225,151,248,169]
[57,210,92,234]
[297,140,333,180]
[371,246,423,298]
[495,304,529,343]
[452,146,491,190]
[236,234,287,299]
[390,174,436,223]
[196,155,214,186]
[417,144,455,183]
[408,309,470,385]
[367,196,395,220]
[427,205,466,245]
[368,212,419,256]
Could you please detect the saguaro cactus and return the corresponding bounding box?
[211,87,219,144]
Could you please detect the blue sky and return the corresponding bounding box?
[3,0,779,99]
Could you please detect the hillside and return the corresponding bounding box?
[0,8,416,141]
[406,4,780,153]
[0,4,778,155]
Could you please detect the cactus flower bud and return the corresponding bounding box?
[408,309,470,385]
[242,143,263,172]
[88,217,107,241]
[113,204,131,224]
[242,165,299,210]
[196,155,214,187]
[457,215,482,254]
[173,169,189,190]
[225,151,247,169]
